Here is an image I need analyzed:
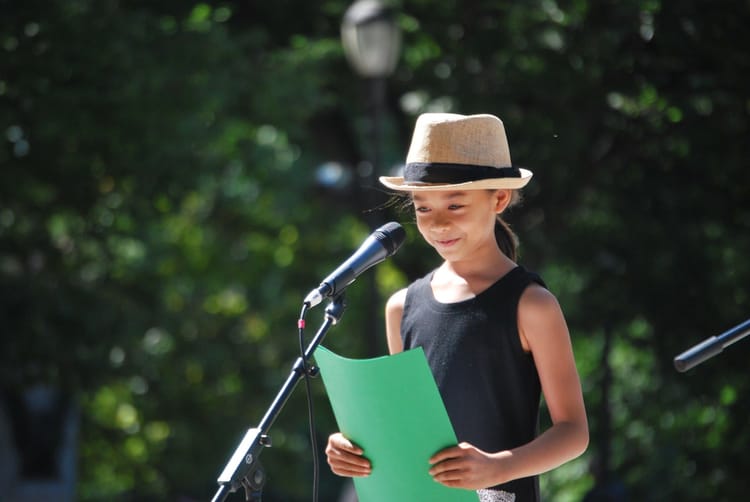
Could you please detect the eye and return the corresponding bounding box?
[415,206,430,213]
[448,204,465,210]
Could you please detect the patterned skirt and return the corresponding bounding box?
[477,488,516,502]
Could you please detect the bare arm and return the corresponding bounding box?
[385,288,407,355]
[429,284,589,489]
[501,284,589,477]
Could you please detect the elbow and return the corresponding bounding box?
[578,431,590,458]
[562,418,589,459]
[574,421,590,458]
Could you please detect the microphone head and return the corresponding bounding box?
[373,222,406,256]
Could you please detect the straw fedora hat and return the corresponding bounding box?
[379,113,533,191]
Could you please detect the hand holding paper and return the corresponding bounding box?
[326,432,371,477]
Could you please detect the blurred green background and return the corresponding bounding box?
[1,0,748,500]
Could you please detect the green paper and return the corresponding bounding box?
[315,346,478,502]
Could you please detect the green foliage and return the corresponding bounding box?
[1,0,749,500]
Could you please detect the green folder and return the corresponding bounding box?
[315,345,479,502]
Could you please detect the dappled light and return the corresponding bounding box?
[1,1,749,501]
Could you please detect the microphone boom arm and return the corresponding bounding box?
[211,295,347,502]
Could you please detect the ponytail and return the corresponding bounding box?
[494,216,519,261]
[493,189,522,261]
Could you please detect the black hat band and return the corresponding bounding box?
[404,162,521,185]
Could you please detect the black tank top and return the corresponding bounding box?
[401,265,545,501]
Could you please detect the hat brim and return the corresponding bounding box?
[379,168,533,192]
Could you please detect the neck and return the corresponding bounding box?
[439,245,516,284]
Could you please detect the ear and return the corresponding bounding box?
[493,189,513,214]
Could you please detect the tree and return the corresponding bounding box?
[1,0,748,500]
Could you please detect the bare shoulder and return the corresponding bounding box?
[385,288,408,313]
[517,283,569,349]
[519,283,562,315]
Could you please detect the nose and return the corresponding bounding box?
[429,214,451,233]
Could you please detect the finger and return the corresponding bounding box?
[428,457,463,477]
[431,468,465,485]
[329,461,371,477]
[327,452,372,477]
[328,449,371,468]
[429,445,461,465]
[331,464,371,478]
[430,461,468,488]
[326,441,372,469]
[330,433,364,455]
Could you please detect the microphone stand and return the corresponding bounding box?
[674,318,750,372]
[211,295,347,502]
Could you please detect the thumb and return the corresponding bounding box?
[332,433,363,454]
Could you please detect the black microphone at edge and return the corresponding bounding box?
[673,318,750,372]
[304,221,406,307]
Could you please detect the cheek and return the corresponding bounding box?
[414,216,429,235]
[414,215,438,240]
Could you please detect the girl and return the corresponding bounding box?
[325,113,588,502]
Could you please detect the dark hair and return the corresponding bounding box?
[493,189,522,261]
[494,216,519,261]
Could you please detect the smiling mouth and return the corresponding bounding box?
[436,238,459,247]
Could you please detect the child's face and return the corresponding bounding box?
[411,189,508,261]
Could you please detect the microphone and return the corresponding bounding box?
[673,318,750,372]
[304,222,406,307]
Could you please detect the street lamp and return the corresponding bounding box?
[341,0,401,196]
[341,0,401,79]
[340,0,401,358]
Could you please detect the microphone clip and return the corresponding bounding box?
[324,294,347,325]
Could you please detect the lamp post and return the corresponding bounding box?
[341,0,401,357]
[341,0,401,80]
